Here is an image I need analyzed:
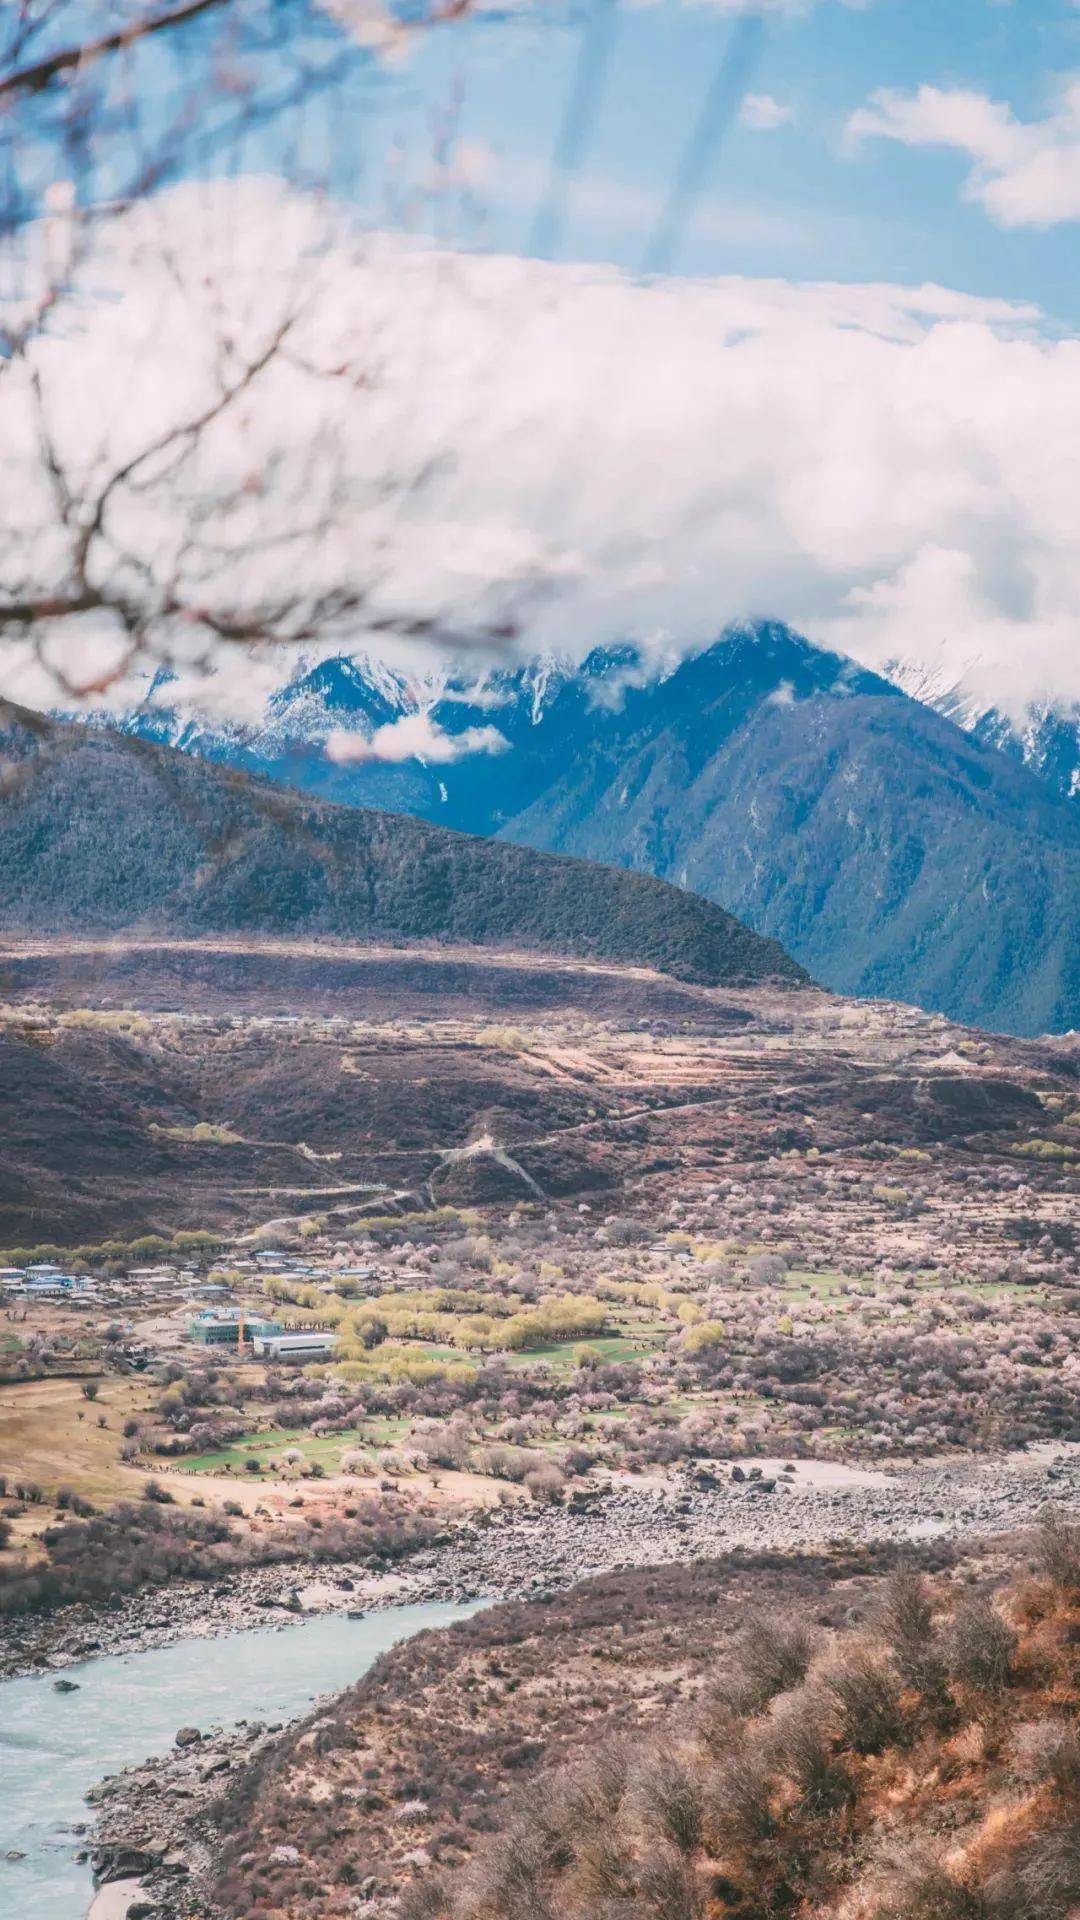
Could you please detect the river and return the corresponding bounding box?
[0,1600,476,1920]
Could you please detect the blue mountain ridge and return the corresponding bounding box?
[109,624,1080,1036]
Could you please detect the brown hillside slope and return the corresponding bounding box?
[206,1517,1080,1920]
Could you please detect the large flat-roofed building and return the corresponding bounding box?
[251,1331,339,1363]
[189,1310,283,1347]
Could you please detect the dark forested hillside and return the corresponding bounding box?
[0,708,805,990]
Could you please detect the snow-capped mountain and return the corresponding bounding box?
[969,703,1080,806]
[104,625,1080,1036]
[884,659,1080,807]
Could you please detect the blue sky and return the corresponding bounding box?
[5,0,1080,721]
[315,0,1080,323]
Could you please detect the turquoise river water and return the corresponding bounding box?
[0,1600,475,1919]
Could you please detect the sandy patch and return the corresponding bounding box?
[87,1878,144,1919]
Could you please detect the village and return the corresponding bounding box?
[1,1245,357,1361]
[0,952,1076,1647]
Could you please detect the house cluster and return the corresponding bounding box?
[1,1262,101,1301]
[4,1237,377,1378]
[2,1259,199,1316]
[229,1250,381,1294]
[177,1245,388,1365]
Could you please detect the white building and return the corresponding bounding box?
[251,1331,339,1363]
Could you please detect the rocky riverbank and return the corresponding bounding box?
[88,1721,281,1919]
[406,1444,1076,1604]
[3,1444,1077,1686]
[72,1445,1080,1918]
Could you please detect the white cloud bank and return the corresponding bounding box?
[2,176,1079,723]
[326,712,508,763]
[848,77,1080,229]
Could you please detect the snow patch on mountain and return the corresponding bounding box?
[882,656,1080,806]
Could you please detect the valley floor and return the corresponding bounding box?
[1,941,1077,1920]
[4,1441,1078,1682]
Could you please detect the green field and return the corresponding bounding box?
[183,1417,414,1477]
[782,1269,855,1299]
[504,1331,663,1374]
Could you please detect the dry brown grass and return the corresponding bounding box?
[0,1374,154,1517]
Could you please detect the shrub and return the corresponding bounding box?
[637,1844,702,1920]
[878,1567,930,1663]
[458,1815,564,1920]
[571,1830,633,1906]
[946,1595,1017,1694]
[1034,1509,1080,1592]
[879,1570,954,1714]
[398,1878,452,1920]
[768,1688,854,1815]
[561,1742,631,1831]
[726,1612,816,1713]
[703,1749,777,1853]
[340,1449,373,1477]
[824,1646,905,1754]
[634,1746,703,1856]
[606,1218,647,1247]
[870,1852,985,1920]
[694,1681,744,1760]
[987,1823,1080,1920]
[524,1464,566,1505]
[1011,1719,1080,1799]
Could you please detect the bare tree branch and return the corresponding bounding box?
[0,0,484,107]
[73,313,298,575]
[0,0,537,704]
[0,0,230,103]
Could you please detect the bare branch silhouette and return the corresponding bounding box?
[0,1,536,700]
[0,0,230,104]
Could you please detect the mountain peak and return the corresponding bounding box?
[92,622,1080,1034]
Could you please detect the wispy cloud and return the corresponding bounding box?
[492,151,837,257]
[847,76,1080,229]
[741,93,795,131]
[326,711,509,764]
